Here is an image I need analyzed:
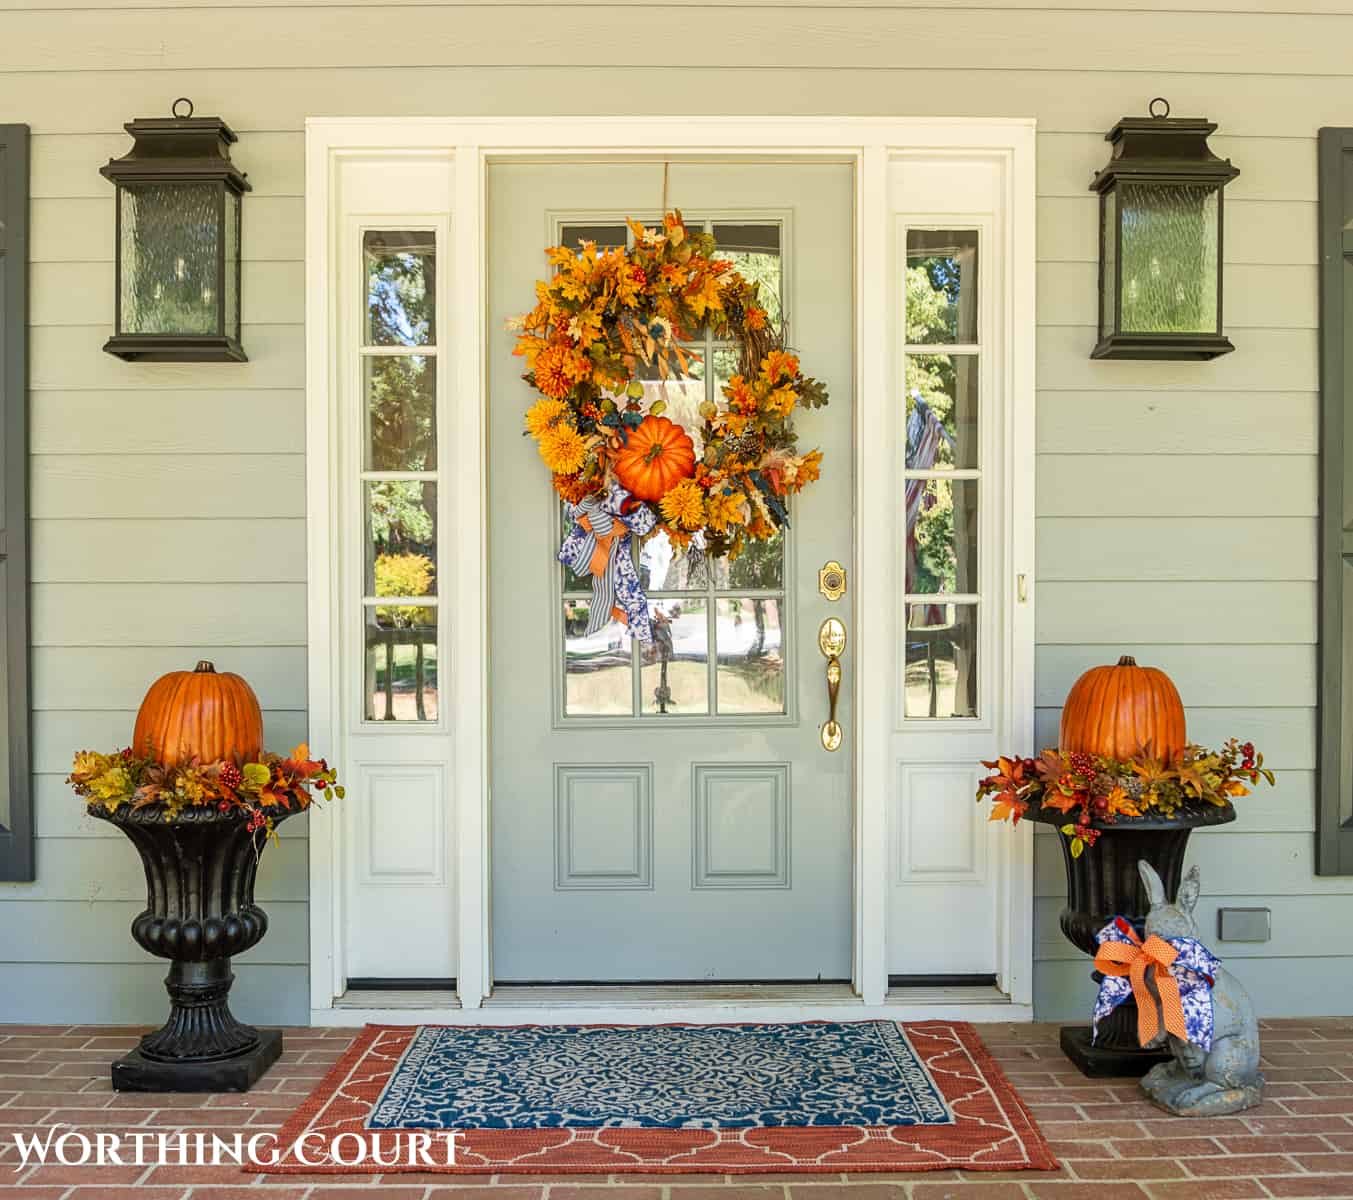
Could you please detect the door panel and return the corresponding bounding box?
[488,161,854,982]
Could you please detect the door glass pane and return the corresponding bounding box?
[366,481,437,596]
[564,603,633,716]
[712,530,784,590]
[906,229,978,345]
[641,600,709,715]
[364,230,435,346]
[635,378,706,456]
[905,354,977,470]
[365,355,436,471]
[1118,184,1218,334]
[904,603,977,719]
[905,478,978,594]
[365,606,438,722]
[710,345,740,399]
[713,222,783,326]
[641,527,711,592]
[716,598,785,714]
[559,223,628,252]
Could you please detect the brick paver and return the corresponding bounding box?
[0,1020,1348,1197]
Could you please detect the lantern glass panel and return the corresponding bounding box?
[118,181,222,336]
[224,189,240,340]
[1118,183,1219,335]
[1099,187,1118,337]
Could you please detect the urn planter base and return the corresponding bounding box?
[113,1028,283,1093]
[1059,1025,1168,1078]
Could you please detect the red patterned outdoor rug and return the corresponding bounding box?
[255,1021,1056,1175]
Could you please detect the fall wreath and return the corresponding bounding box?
[511,211,828,642]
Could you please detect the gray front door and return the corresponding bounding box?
[488,161,854,982]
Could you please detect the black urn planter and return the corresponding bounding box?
[89,802,289,1092]
[1033,800,1235,1077]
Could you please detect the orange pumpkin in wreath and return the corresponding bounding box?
[612,415,696,502]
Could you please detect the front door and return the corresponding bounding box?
[488,161,855,983]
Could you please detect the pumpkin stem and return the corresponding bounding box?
[1116,655,1138,667]
[644,442,665,465]
[194,660,216,673]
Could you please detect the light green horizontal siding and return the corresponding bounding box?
[0,0,1341,1025]
[0,964,310,1026]
[32,519,306,583]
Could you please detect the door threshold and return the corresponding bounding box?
[885,983,1010,1006]
[334,987,461,1010]
[486,982,858,1007]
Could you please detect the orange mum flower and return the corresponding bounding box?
[553,472,597,504]
[534,343,575,399]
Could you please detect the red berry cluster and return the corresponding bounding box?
[1067,751,1098,781]
[629,265,648,285]
[1241,741,1256,771]
[219,761,243,790]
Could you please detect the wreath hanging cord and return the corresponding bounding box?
[510,210,829,642]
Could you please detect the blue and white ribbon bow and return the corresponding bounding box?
[559,483,657,644]
[1092,917,1222,1051]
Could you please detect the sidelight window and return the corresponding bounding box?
[902,229,981,720]
[360,230,440,722]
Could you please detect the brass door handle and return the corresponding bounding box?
[818,618,846,752]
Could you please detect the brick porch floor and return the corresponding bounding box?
[2,1019,1351,1199]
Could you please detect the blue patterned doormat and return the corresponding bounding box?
[369,1021,953,1130]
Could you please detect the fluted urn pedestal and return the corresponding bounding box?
[1032,801,1235,1078]
[89,802,287,1092]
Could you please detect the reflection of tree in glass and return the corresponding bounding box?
[907,255,962,341]
[726,529,783,590]
[906,264,959,596]
[910,481,956,595]
[370,481,433,547]
[715,251,782,326]
[368,356,435,471]
[367,247,433,345]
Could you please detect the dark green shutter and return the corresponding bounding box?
[0,124,31,882]
[1319,128,1353,876]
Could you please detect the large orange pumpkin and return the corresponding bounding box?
[133,661,265,767]
[1059,655,1186,762]
[612,415,696,502]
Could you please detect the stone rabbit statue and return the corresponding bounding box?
[1136,860,1264,1116]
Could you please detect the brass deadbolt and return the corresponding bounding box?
[818,560,847,602]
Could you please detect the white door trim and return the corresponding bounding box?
[304,117,1036,1023]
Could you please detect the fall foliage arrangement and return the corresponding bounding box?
[512,212,828,565]
[978,656,1275,857]
[68,662,342,840]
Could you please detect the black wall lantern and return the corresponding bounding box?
[1091,98,1238,360]
[100,99,250,362]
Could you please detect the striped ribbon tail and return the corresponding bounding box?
[560,498,626,636]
